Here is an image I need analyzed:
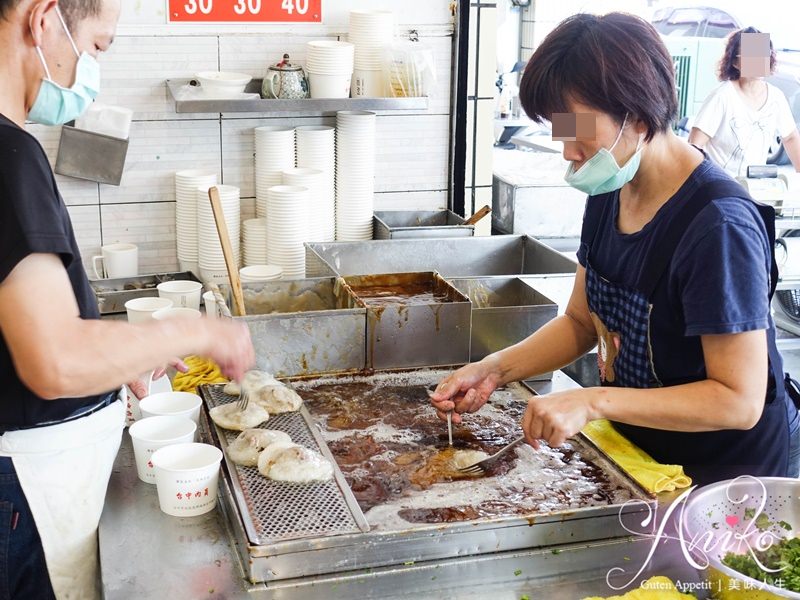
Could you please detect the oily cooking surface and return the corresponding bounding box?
[297,370,634,531]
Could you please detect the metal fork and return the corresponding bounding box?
[458,436,526,475]
[426,384,452,446]
[236,386,250,411]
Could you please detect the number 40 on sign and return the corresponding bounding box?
[169,0,322,23]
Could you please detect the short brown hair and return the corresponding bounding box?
[519,12,678,142]
[0,0,103,29]
[718,27,777,81]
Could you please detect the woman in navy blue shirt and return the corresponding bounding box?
[431,12,800,484]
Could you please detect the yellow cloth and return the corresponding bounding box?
[582,576,697,599]
[172,356,227,393]
[582,419,692,494]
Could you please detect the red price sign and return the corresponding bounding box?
[169,0,322,23]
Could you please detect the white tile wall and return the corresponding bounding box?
[467,7,479,97]
[472,187,493,237]
[218,35,338,78]
[473,99,494,188]
[477,7,497,99]
[464,4,496,218]
[30,4,456,276]
[374,190,447,211]
[28,125,100,207]
[66,205,101,273]
[98,120,222,205]
[101,202,178,275]
[465,101,474,187]
[375,115,450,193]
[97,36,219,121]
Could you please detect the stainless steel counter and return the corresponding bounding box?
[99,369,708,599]
[99,435,244,599]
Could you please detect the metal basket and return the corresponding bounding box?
[683,477,800,599]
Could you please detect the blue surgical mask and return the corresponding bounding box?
[564,113,644,196]
[28,7,101,126]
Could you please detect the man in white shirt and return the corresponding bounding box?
[689,27,800,176]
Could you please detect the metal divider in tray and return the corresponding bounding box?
[198,384,369,546]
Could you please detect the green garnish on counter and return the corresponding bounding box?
[722,537,800,592]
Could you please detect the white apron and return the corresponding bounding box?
[0,397,125,600]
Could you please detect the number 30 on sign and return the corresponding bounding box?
[169,0,322,23]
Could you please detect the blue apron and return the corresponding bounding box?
[582,178,791,485]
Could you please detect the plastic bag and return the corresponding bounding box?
[384,41,437,98]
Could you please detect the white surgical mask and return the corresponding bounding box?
[564,113,644,196]
[28,7,101,126]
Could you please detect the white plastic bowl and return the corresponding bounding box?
[196,71,252,98]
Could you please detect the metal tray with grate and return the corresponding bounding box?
[199,384,369,546]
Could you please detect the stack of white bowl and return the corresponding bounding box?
[336,111,376,241]
[242,218,268,266]
[240,265,283,284]
[255,126,296,219]
[348,11,394,98]
[196,185,241,284]
[282,167,333,244]
[305,41,355,99]
[175,170,217,273]
[266,186,309,279]
[296,125,336,242]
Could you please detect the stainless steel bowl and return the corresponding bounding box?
[683,477,800,599]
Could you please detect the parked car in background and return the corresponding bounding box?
[652,5,738,37]
[650,4,800,164]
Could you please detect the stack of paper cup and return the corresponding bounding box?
[282,167,333,244]
[197,185,241,284]
[266,185,309,279]
[242,218,268,266]
[349,10,394,98]
[296,126,336,242]
[175,170,217,273]
[306,41,355,99]
[255,126,296,219]
[336,111,376,241]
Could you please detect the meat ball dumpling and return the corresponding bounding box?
[257,443,334,483]
[227,429,291,467]
[223,371,279,397]
[223,380,241,396]
[253,385,303,414]
[210,402,269,431]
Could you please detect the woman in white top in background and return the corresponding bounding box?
[689,26,800,176]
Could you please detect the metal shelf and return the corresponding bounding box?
[166,79,429,115]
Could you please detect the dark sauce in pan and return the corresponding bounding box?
[350,283,453,308]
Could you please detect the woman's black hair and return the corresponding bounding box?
[519,12,678,141]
